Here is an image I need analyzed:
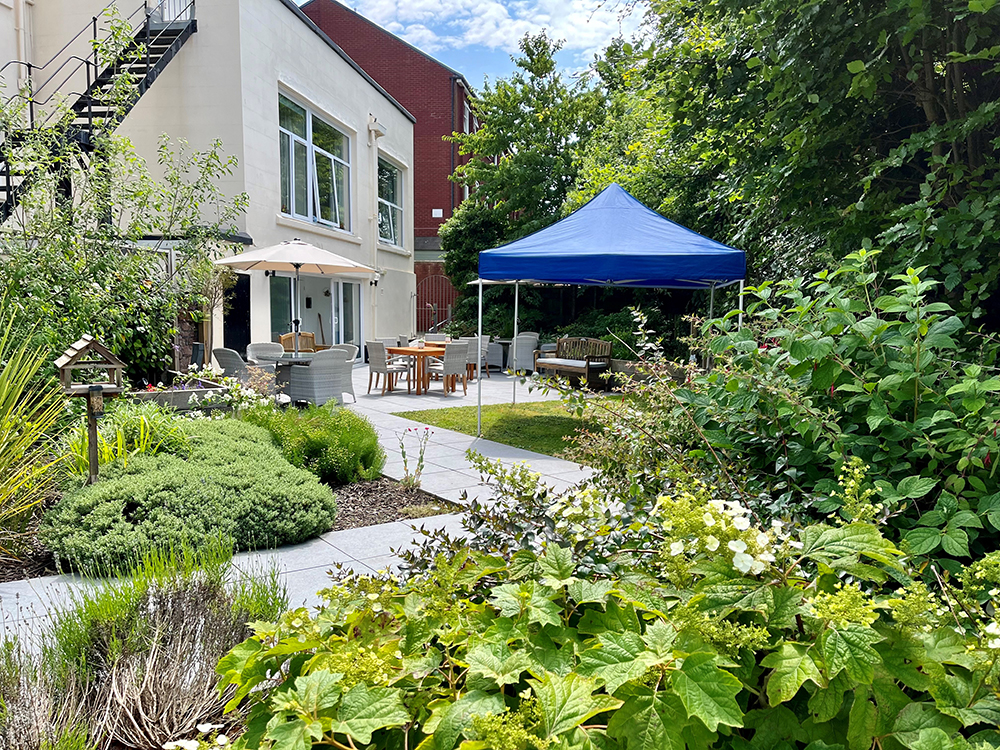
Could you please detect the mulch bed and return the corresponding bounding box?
[0,538,57,585]
[0,477,459,585]
[331,477,461,531]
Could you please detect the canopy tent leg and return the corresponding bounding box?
[738,280,745,330]
[512,281,519,406]
[708,282,715,321]
[477,280,483,437]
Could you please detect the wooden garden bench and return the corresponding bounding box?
[534,337,612,389]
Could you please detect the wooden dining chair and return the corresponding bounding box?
[279,332,316,352]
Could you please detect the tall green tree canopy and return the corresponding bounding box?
[448,32,606,242]
[573,0,1000,322]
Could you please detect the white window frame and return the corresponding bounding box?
[377,156,404,247]
[279,93,351,231]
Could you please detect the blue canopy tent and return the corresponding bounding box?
[473,183,746,433]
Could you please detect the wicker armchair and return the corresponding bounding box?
[366,340,409,395]
[288,348,353,406]
[426,341,469,395]
[511,332,540,373]
[246,342,284,365]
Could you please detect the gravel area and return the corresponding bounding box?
[331,477,460,531]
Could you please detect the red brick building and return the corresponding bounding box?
[301,0,473,331]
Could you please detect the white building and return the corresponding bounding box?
[0,0,416,357]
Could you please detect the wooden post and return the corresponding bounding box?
[86,385,103,484]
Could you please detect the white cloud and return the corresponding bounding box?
[341,0,642,64]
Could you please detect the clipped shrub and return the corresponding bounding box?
[40,420,337,570]
[1,540,286,750]
[242,403,385,486]
[65,399,189,476]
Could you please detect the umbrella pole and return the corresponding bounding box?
[512,281,519,406]
[477,280,483,437]
[294,264,301,355]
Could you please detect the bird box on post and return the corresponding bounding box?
[54,335,126,484]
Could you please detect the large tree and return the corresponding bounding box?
[443,33,606,332]
[573,0,1000,322]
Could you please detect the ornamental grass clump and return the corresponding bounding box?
[0,541,285,750]
[40,420,336,571]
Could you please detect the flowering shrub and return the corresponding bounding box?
[218,526,1000,750]
[557,252,1000,578]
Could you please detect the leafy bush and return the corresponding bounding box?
[1,540,286,750]
[65,399,189,476]
[219,504,1000,750]
[558,251,1000,574]
[40,420,337,570]
[242,404,385,486]
[0,296,66,558]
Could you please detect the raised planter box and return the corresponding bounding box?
[127,376,230,412]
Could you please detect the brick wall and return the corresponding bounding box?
[302,0,472,244]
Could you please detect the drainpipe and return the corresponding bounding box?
[368,114,386,337]
[14,0,27,89]
[449,75,457,215]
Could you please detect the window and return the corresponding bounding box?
[377,157,403,246]
[279,94,350,230]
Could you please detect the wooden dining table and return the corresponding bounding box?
[386,345,446,395]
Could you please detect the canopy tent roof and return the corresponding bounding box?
[478,183,745,289]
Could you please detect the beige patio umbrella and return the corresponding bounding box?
[215,239,375,354]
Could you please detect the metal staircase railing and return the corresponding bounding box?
[0,0,197,222]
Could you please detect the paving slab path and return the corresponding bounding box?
[1,365,592,633]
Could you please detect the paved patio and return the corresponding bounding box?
[0,363,592,634]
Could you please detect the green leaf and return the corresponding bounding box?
[607,688,687,750]
[905,527,942,555]
[761,643,826,705]
[909,728,956,750]
[568,579,614,605]
[941,527,970,557]
[578,631,659,694]
[530,672,623,739]
[671,652,744,731]
[329,684,410,744]
[809,671,851,723]
[539,544,577,588]
[847,60,867,73]
[266,720,312,750]
[848,691,877,750]
[426,691,506,750]
[822,625,883,683]
[898,476,937,499]
[465,638,535,686]
[490,582,562,627]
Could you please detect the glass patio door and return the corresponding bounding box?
[331,281,362,354]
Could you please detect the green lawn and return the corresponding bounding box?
[393,400,588,457]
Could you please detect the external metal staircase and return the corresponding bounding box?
[0,0,197,222]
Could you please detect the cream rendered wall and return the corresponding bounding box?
[237,0,415,343]
[1,0,35,97]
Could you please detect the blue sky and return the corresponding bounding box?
[323,0,644,88]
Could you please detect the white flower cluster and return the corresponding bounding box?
[163,724,229,750]
[670,499,789,577]
[985,621,1000,650]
